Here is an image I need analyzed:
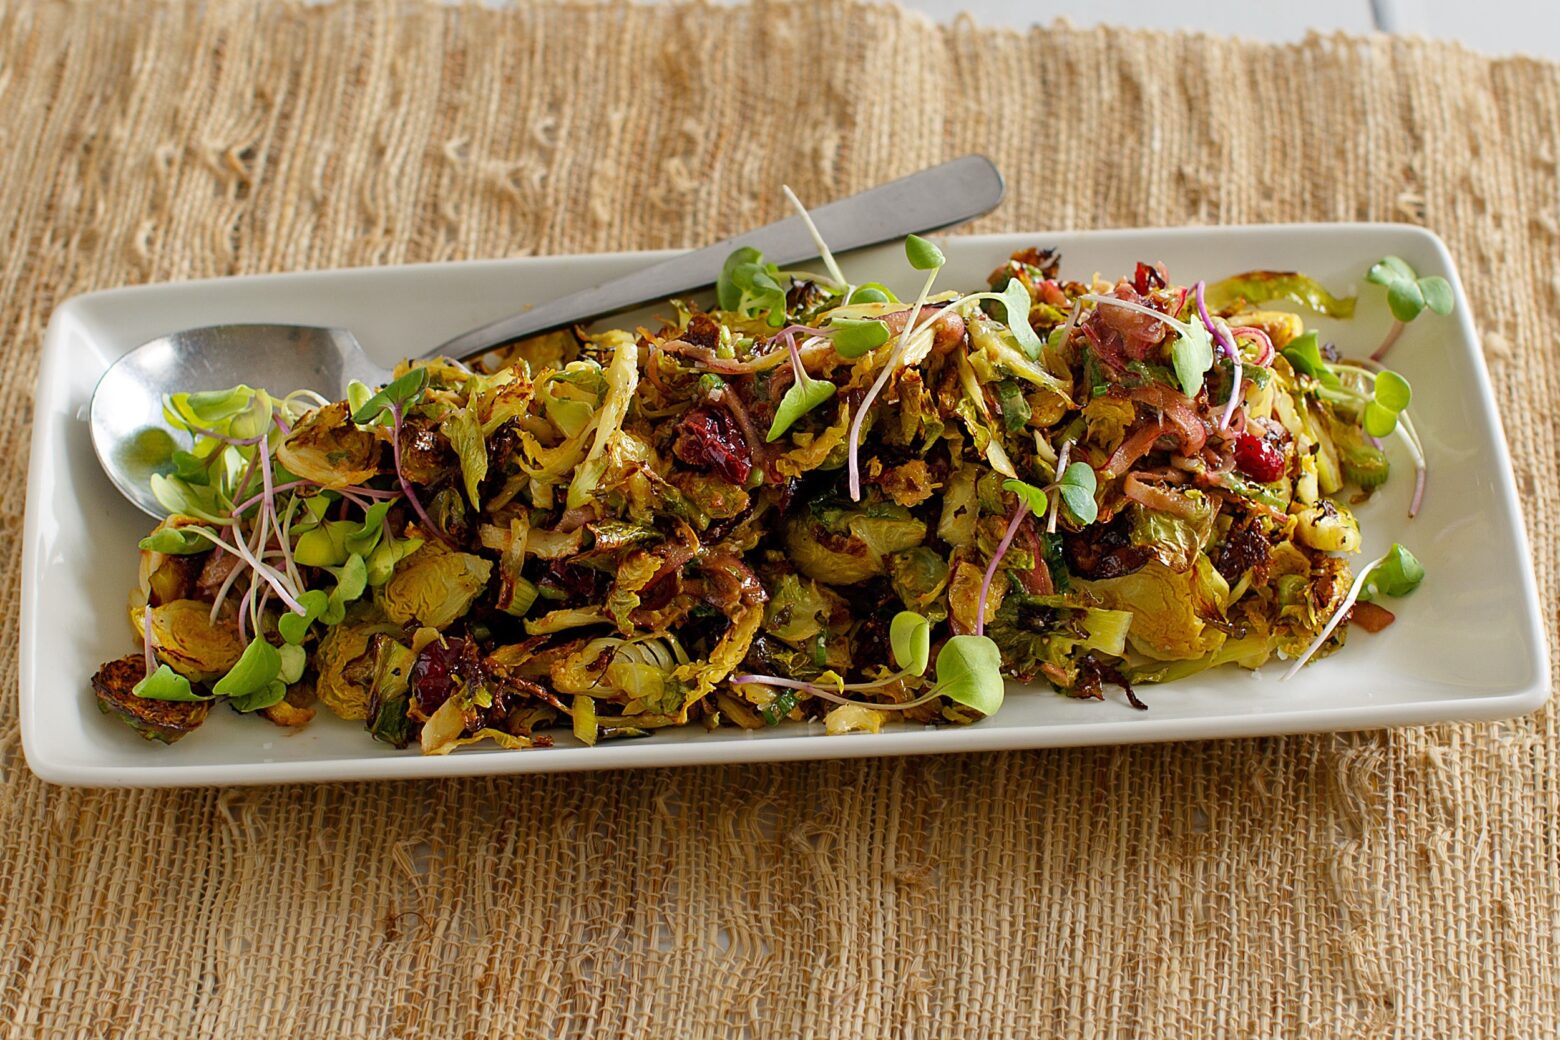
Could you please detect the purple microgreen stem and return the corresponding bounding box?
[252,583,272,641]
[237,577,253,642]
[229,480,310,517]
[1195,280,1243,429]
[276,495,304,593]
[976,499,1029,638]
[230,447,262,510]
[847,338,905,501]
[1371,320,1406,362]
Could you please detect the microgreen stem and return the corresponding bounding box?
[230,448,262,510]
[729,673,943,712]
[1395,411,1428,517]
[1046,442,1071,535]
[781,185,849,293]
[787,335,807,385]
[284,388,332,410]
[208,547,243,625]
[1194,280,1242,429]
[1280,552,1389,680]
[1080,293,1197,338]
[229,480,309,516]
[237,577,253,642]
[390,402,450,547]
[183,521,304,615]
[976,500,1029,638]
[848,268,938,501]
[277,495,303,593]
[252,583,272,641]
[1371,320,1406,362]
[142,604,155,678]
[1053,301,1083,355]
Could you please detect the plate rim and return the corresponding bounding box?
[21,222,1550,787]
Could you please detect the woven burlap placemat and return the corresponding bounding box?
[1,1,1555,1036]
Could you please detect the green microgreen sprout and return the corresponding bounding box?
[1279,331,1341,389]
[948,277,1046,360]
[766,334,838,442]
[1052,451,1099,531]
[362,367,448,547]
[889,611,932,676]
[1282,543,1424,680]
[1288,338,1427,517]
[350,366,429,426]
[976,479,1041,639]
[932,633,1005,718]
[827,317,891,359]
[1366,255,1454,361]
[847,282,899,305]
[1362,369,1412,438]
[212,636,282,699]
[132,664,207,702]
[847,235,945,501]
[1358,543,1425,601]
[716,247,789,327]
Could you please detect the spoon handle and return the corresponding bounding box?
[428,155,1005,360]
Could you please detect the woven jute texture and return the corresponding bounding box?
[2,1,1557,1036]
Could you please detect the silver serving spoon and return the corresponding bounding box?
[90,155,1005,518]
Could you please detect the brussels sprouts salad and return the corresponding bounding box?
[94,205,1442,753]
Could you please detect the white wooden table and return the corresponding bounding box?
[897,0,1560,59]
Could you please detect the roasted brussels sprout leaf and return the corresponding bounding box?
[1204,270,1356,319]
[94,655,211,743]
[277,401,381,488]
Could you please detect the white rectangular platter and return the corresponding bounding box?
[20,224,1548,786]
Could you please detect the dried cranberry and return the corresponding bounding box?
[410,638,467,717]
[1233,433,1285,483]
[672,405,752,485]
